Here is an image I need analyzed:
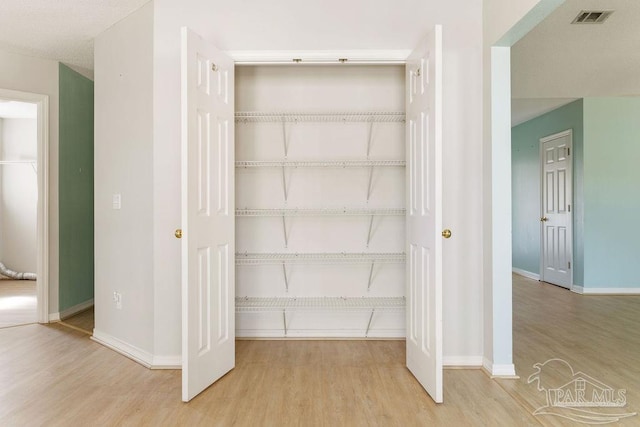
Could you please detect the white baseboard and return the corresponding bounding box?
[482,357,517,378]
[151,355,181,370]
[59,298,94,320]
[512,268,540,281]
[572,285,640,295]
[443,356,483,368]
[92,330,154,368]
[92,330,180,370]
[49,312,61,322]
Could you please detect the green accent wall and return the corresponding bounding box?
[59,64,94,311]
[511,100,584,284]
[583,98,640,287]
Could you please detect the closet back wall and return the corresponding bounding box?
[235,65,406,337]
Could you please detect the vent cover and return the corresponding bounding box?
[572,10,614,24]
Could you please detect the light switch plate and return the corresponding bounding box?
[112,193,121,210]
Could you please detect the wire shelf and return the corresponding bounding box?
[235,112,406,123]
[236,208,405,217]
[235,252,405,265]
[236,160,405,168]
[236,296,406,312]
[0,160,37,173]
[0,160,36,164]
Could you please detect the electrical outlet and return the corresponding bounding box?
[113,291,122,309]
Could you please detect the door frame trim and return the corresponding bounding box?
[0,87,49,323]
[539,128,573,288]
[226,49,411,65]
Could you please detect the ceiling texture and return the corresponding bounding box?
[511,0,640,125]
[1,0,638,125]
[0,0,150,77]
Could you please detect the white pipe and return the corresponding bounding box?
[0,261,36,281]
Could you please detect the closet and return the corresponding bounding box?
[234,65,406,338]
[180,27,442,403]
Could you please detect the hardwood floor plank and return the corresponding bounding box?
[497,274,640,426]
[59,306,94,334]
[0,279,36,328]
[2,275,640,425]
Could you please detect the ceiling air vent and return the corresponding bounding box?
[572,10,614,24]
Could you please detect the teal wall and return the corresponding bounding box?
[583,98,640,287]
[59,64,94,312]
[511,100,584,284]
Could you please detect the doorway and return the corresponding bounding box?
[0,88,49,325]
[539,130,573,288]
[0,99,38,327]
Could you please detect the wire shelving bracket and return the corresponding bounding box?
[235,252,405,265]
[236,208,405,217]
[236,159,405,168]
[235,296,405,337]
[0,160,37,174]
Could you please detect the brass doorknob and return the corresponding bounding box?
[540,217,548,222]
[175,229,183,239]
[442,229,452,239]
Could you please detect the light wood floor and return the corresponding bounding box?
[500,275,640,426]
[0,279,36,328]
[60,306,94,335]
[0,275,639,426]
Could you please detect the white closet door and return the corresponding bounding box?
[405,25,443,403]
[180,27,235,402]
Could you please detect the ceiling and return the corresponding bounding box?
[1,0,637,126]
[0,0,150,77]
[511,0,640,126]
[0,0,480,78]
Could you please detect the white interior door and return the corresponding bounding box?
[181,27,235,402]
[540,130,572,289]
[405,25,443,403]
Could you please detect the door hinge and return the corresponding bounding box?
[568,261,571,269]
[568,204,571,212]
[567,147,570,156]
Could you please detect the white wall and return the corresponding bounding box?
[482,0,539,376]
[0,49,59,314]
[94,2,156,359]
[0,119,3,262]
[481,0,563,374]
[151,0,486,362]
[0,117,38,273]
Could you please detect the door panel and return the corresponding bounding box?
[540,131,572,288]
[181,27,235,402]
[405,25,443,404]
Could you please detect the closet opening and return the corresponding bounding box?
[0,98,39,328]
[181,28,442,402]
[234,64,406,339]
